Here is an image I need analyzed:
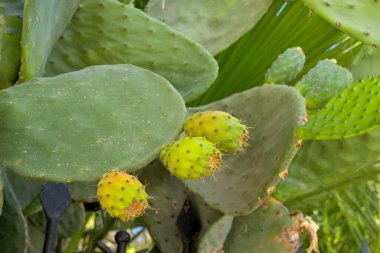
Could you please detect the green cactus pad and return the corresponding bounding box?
[281,127,380,207]
[46,0,218,102]
[224,198,301,253]
[187,85,306,215]
[0,0,23,89]
[139,160,187,253]
[297,78,380,140]
[350,45,380,81]
[265,47,306,84]
[145,0,272,55]
[0,171,3,215]
[68,182,97,202]
[0,174,28,253]
[0,64,187,182]
[18,0,83,81]
[295,59,353,111]
[198,215,233,253]
[303,0,380,48]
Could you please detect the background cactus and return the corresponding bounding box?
[0,0,379,252]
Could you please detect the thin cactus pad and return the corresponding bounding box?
[350,45,380,81]
[46,0,218,102]
[303,0,380,48]
[0,0,23,89]
[19,0,83,81]
[145,0,273,55]
[297,78,380,140]
[0,64,187,181]
[186,85,306,215]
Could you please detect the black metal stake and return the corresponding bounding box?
[40,183,71,253]
[115,230,131,253]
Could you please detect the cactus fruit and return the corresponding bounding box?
[295,59,353,111]
[265,47,306,84]
[183,111,249,153]
[97,170,149,221]
[160,137,222,180]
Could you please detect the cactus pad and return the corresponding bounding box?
[97,170,149,221]
[184,111,249,153]
[224,198,305,253]
[46,0,218,102]
[0,64,187,181]
[295,59,353,111]
[297,78,380,140]
[161,137,222,180]
[139,160,187,253]
[145,0,273,55]
[19,0,83,81]
[0,0,23,89]
[265,47,306,84]
[303,0,380,48]
[350,45,380,81]
[186,85,306,215]
[0,174,28,253]
[198,215,234,253]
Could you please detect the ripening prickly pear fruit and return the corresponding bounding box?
[160,136,222,180]
[97,170,149,221]
[265,47,306,84]
[183,111,249,153]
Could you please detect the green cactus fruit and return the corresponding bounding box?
[183,111,249,153]
[97,170,149,221]
[161,137,222,180]
[303,0,380,48]
[295,59,353,111]
[265,47,306,84]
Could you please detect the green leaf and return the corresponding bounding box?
[297,78,380,140]
[145,0,273,55]
[46,0,218,102]
[187,85,306,215]
[303,0,380,48]
[0,64,187,182]
[19,0,83,81]
[0,0,23,89]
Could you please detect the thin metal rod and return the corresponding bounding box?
[43,217,59,253]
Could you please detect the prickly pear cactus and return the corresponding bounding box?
[223,198,318,253]
[0,171,2,215]
[0,0,23,89]
[350,45,380,81]
[139,161,187,253]
[297,78,380,140]
[0,64,187,181]
[97,170,149,221]
[186,85,306,215]
[183,111,249,153]
[303,0,380,48]
[0,173,28,253]
[198,215,234,253]
[46,0,218,102]
[161,136,222,180]
[265,47,306,84]
[145,0,273,55]
[295,59,353,111]
[19,0,83,81]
